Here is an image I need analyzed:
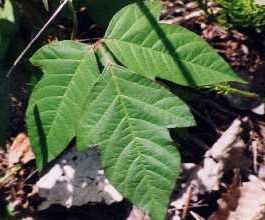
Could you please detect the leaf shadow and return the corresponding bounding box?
[135,0,196,86]
[33,105,48,167]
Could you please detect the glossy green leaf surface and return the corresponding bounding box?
[0,0,18,61]
[26,41,100,168]
[104,1,243,87]
[77,65,195,220]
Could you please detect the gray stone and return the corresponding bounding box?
[36,146,122,210]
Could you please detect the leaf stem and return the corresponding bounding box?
[96,42,116,66]
[210,84,265,102]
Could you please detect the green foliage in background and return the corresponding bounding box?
[0,0,18,61]
[0,0,18,147]
[217,0,265,28]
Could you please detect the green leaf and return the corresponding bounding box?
[26,40,100,168]
[105,0,162,37]
[77,65,195,220]
[0,0,18,61]
[104,1,243,87]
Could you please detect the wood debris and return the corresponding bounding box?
[171,118,250,217]
[210,175,265,220]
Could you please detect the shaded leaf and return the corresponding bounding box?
[26,41,100,168]
[104,1,243,87]
[77,65,195,220]
[0,0,18,61]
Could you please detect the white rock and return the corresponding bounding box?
[36,146,123,210]
[252,103,265,115]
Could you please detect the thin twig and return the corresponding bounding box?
[22,169,38,184]
[252,140,258,174]
[6,0,71,78]
[182,184,194,220]
[190,211,205,220]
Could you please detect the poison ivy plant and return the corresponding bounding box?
[26,1,243,219]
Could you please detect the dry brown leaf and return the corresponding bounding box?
[8,133,35,167]
[210,174,265,220]
[171,118,249,220]
[209,169,241,220]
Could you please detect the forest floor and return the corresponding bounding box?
[1,0,265,219]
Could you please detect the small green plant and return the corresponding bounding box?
[217,0,265,28]
[25,1,244,219]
